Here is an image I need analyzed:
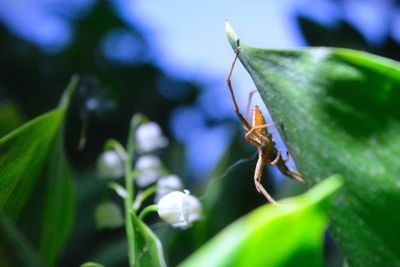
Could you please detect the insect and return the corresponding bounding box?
[226,39,304,204]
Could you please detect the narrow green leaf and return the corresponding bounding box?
[0,77,78,266]
[226,23,400,267]
[130,212,166,267]
[180,175,343,267]
[58,75,79,109]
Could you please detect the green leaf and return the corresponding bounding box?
[0,76,78,266]
[180,175,343,267]
[0,212,44,267]
[80,262,106,267]
[130,212,166,267]
[225,23,400,267]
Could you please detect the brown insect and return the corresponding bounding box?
[226,40,304,204]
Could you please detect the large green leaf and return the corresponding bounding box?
[180,175,342,267]
[0,77,78,266]
[225,22,400,267]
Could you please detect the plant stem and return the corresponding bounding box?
[124,115,143,267]
[138,205,158,221]
[124,154,135,267]
[104,139,128,160]
[133,185,157,211]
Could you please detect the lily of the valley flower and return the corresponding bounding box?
[97,151,124,179]
[157,190,202,229]
[155,175,183,203]
[135,155,163,187]
[135,122,169,153]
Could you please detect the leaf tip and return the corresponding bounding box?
[224,20,239,51]
[306,174,344,205]
[59,75,80,109]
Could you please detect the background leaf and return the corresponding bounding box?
[0,212,44,267]
[0,77,78,266]
[180,175,342,267]
[226,23,400,267]
[80,262,105,267]
[0,102,24,138]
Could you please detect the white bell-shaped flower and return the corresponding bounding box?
[135,122,169,153]
[135,155,163,187]
[157,190,202,229]
[155,175,183,203]
[97,151,124,179]
[94,202,124,229]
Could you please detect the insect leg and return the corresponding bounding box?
[282,151,290,163]
[245,90,257,121]
[270,150,281,166]
[226,41,252,131]
[276,161,305,183]
[254,152,277,204]
[245,123,275,140]
[245,133,262,147]
[286,169,304,183]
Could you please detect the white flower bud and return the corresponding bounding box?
[157,190,202,229]
[155,175,183,203]
[97,151,124,179]
[94,202,124,229]
[135,155,163,187]
[135,122,169,153]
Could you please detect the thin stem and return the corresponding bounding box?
[124,114,145,267]
[133,185,157,211]
[138,205,158,221]
[124,152,135,267]
[104,139,128,160]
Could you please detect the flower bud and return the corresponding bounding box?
[135,122,168,153]
[155,175,183,203]
[157,190,202,229]
[135,155,163,187]
[97,151,124,179]
[94,202,124,229]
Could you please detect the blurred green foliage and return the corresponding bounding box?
[0,102,24,138]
